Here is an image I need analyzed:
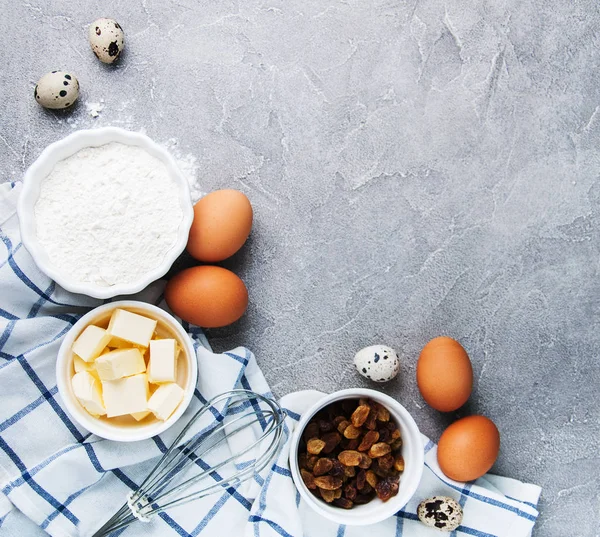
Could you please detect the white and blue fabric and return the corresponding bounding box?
[0,182,541,537]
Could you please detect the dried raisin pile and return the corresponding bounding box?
[297,398,404,509]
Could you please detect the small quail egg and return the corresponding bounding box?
[353,345,400,382]
[89,18,124,64]
[417,496,463,531]
[34,71,79,110]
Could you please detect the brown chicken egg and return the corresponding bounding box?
[187,189,253,262]
[165,266,248,328]
[437,415,500,481]
[416,336,473,412]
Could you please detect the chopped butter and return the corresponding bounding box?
[73,356,101,381]
[72,325,111,362]
[95,348,146,381]
[130,410,151,421]
[72,371,106,417]
[148,383,184,421]
[102,373,149,418]
[107,309,157,348]
[148,339,179,384]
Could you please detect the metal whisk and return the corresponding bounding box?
[92,390,286,536]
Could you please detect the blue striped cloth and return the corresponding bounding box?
[0,182,541,537]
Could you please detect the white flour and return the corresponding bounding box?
[34,142,184,287]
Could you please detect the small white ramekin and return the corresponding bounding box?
[17,127,194,299]
[289,388,424,526]
[56,301,198,442]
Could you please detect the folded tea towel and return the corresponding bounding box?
[0,182,541,537]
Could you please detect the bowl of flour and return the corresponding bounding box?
[18,128,194,298]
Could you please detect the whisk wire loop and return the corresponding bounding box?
[92,389,286,537]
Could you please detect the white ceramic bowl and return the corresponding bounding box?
[17,127,194,299]
[289,388,424,526]
[56,301,198,442]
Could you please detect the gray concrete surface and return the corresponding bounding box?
[1,1,599,535]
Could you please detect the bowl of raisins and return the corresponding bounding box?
[289,388,424,525]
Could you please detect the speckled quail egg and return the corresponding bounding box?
[353,345,400,382]
[89,18,124,63]
[417,496,463,532]
[34,71,79,109]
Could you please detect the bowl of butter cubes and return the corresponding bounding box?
[56,301,198,441]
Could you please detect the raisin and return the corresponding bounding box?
[333,488,342,500]
[344,483,357,500]
[338,450,362,466]
[318,419,334,432]
[333,416,346,428]
[351,404,371,427]
[390,429,401,441]
[313,458,333,476]
[307,438,326,455]
[314,476,343,490]
[345,438,360,450]
[390,438,403,450]
[354,492,375,504]
[337,420,351,434]
[334,497,354,509]
[343,465,356,478]
[368,442,392,458]
[375,403,390,422]
[298,453,309,470]
[301,469,316,489]
[319,488,336,502]
[329,459,345,477]
[379,453,395,471]
[356,469,366,490]
[358,453,372,469]
[372,460,388,478]
[366,470,378,488]
[375,477,399,502]
[394,455,405,472]
[343,424,362,439]
[378,428,391,443]
[358,430,379,452]
[321,432,342,454]
[303,422,319,441]
[364,410,378,430]
[306,455,319,471]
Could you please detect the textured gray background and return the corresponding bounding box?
[1,0,599,535]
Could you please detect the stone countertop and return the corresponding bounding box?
[1,1,598,535]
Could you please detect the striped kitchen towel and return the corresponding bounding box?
[0,181,541,537]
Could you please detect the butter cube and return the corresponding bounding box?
[148,383,184,421]
[148,339,179,384]
[102,374,149,418]
[95,348,146,381]
[72,371,106,417]
[72,325,111,362]
[107,309,157,348]
[131,410,151,421]
[73,356,101,381]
